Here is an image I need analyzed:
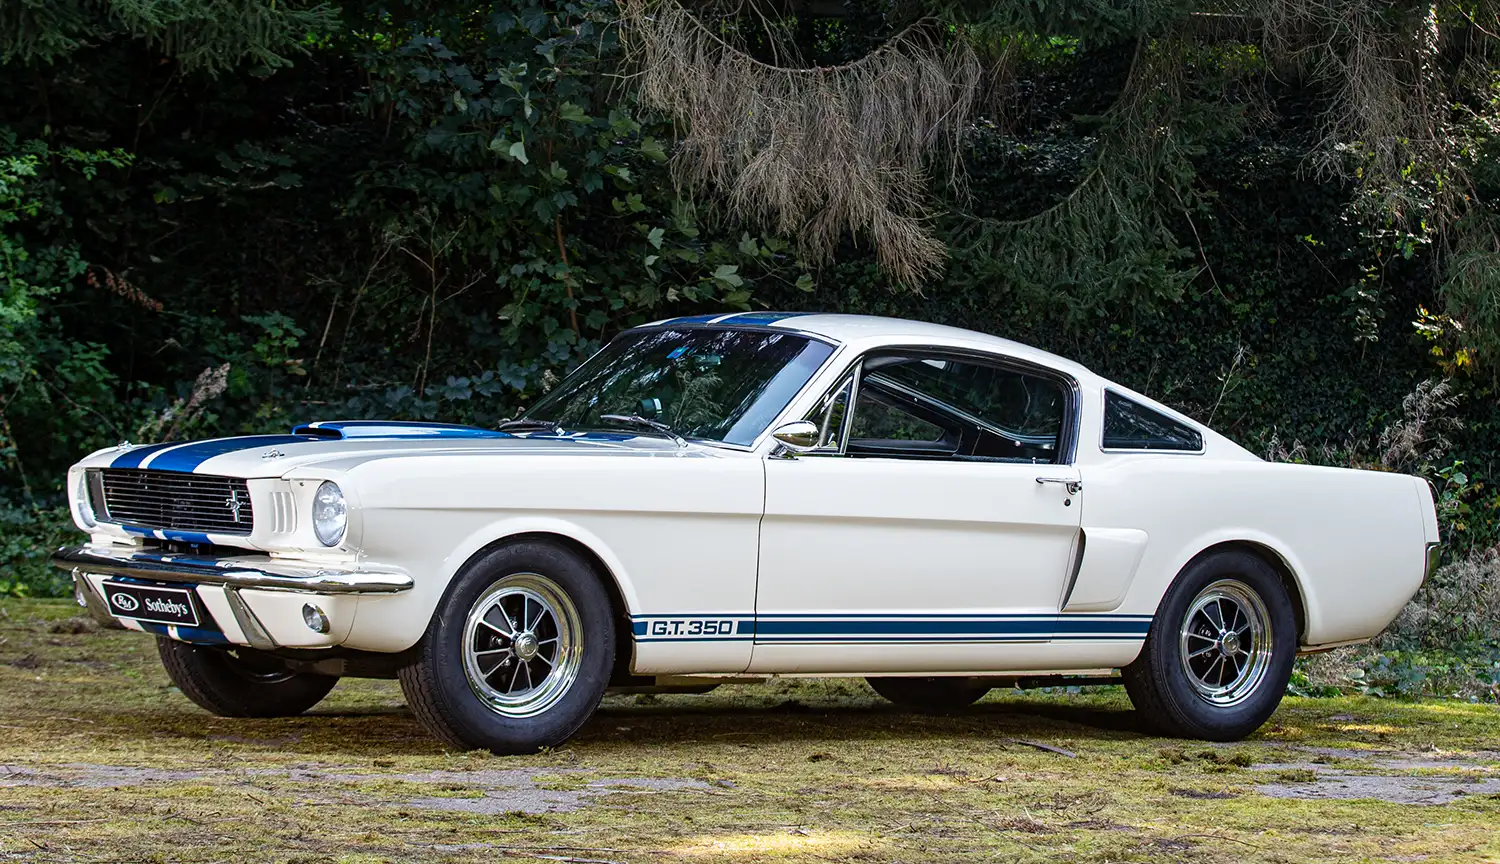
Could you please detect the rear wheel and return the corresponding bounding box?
[398,541,615,754]
[157,638,338,718]
[1123,549,1296,741]
[867,677,990,710]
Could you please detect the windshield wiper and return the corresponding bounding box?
[599,414,687,448]
[498,418,563,434]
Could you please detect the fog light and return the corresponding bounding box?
[301,603,330,634]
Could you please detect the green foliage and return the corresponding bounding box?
[1,0,338,73]
[0,506,77,596]
[1348,646,1500,701]
[1,0,1499,646]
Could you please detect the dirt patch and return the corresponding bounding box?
[0,762,714,814]
[1255,771,1500,805]
[1249,747,1500,804]
[0,763,207,788]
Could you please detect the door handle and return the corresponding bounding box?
[1036,477,1082,495]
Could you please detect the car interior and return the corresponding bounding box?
[808,352,1068,464]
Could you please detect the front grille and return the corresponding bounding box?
[98,469,254,536]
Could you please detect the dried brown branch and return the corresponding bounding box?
[619,0,981,286]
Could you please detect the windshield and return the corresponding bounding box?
[524,327,835,446]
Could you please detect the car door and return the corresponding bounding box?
[750,349,1085,674]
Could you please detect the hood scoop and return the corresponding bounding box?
[290,421,510,440]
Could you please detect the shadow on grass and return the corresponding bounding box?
[55,696,1150,758]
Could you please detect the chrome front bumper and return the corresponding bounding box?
[51,544,413,594]
[54,544,413,650]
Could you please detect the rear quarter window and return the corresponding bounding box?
[1102,390,1204,452]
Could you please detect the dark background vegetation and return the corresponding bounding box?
[2,1,1497,697]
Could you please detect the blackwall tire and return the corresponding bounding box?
[156,638,338,718]
[398,541,615,754]
[1122,549,1297,741]
[867,677,990,710]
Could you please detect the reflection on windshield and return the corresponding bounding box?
[524,328,834,446]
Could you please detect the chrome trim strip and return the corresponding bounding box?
[1058,529,1088,610]
[52,545,413,594]
[1424,541,1441,583]
[222,586,279,650]
[70,568,127,630]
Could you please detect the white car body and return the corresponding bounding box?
[58,313,1439,683]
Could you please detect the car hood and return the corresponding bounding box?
[77,421,723,479]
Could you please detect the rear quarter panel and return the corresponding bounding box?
[1084,457,1428,647]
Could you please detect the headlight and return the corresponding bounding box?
[312,481,347,546]
[76,473,96,528]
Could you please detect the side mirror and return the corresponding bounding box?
[771,420,821,451]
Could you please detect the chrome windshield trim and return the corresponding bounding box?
[52,545,412,594]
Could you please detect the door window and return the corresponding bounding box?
[804,352,1069,463]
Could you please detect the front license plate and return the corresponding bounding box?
[101,581,200,627]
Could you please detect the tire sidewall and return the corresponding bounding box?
[157,639,337,717]
[1145,551,1297,739]
[420,542,615,752]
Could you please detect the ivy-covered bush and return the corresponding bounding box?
[1,1,1497,697]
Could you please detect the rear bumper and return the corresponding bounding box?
[51,544,413,594]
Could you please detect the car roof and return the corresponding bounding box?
[640,311,1251,458]
[644,312,1097,381]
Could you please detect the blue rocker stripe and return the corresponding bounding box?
[753,618,1150,637]
[631,619,755,636]
[750,634,1144,644]
[139,622,230,645]
[629,613,1151,642]
[755,611,1153,620]
[635,636,756,643]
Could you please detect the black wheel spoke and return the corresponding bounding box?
[479,614,512,637]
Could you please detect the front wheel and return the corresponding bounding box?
[157,638,338,717]
[1123,549,1297,741]
[867,677,990,710]
[398,541,615,754]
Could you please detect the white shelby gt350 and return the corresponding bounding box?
[55,314,1439,751]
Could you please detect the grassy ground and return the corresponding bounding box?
[1,598,1498,864]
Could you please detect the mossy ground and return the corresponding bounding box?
[1,598,1497,863]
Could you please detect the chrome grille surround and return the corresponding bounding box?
[97,469,254,536]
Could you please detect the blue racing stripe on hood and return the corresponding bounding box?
[111,441,183,469]
[145,435,314,473]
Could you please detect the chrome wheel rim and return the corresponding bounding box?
[462,573,582,718]
[1178,579,1273,707]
